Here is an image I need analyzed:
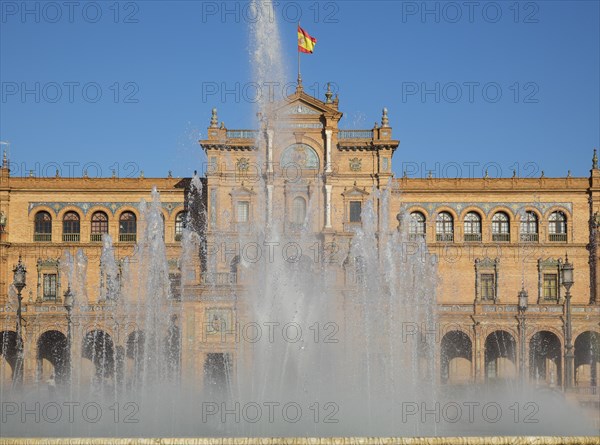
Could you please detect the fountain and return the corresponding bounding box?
[0,0,597,442]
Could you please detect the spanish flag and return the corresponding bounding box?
[298,25,317,54]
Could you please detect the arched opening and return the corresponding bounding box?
[62,211,80,242]
[34,211,52,242]
[91,211,109,242]
[291,196,307,225]
[520,211,539,242]
[82,330,115,386]
[485,330,516,381]
[126,330,145,387]
[204,352,232,398]
[436,212,453,242]
[529,331,561,387]
[119,211,137,242]
[463,212,482,242]
[574,331,599,389]
[37,330,68,385]
[441,331,472,384]
[0,331,18,389]
[175,211,185,241]
[491,212,510,242]
[549,211,567,242]
[409,211,426,240]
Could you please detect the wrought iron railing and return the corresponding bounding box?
[492,233,510,242]
[119,233,137,243]
[34,233,51,242]
[520,233,539,242]
[436,233,454,242]
[408,233,426,242]
[338,130,373,139]
[62,233,80,242]
[464,233,482,242]
[549,233,567,242]
[201,272,237,285]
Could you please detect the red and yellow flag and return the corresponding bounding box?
[298,25,317,54]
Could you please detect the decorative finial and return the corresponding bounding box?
[2,149,7,168]
[325,83,333,104]
[112,169,116,178]
[333,94,339,106]
[83,169,88,178]
[381,107,389,128]
[220,122,225,129]
[29,170,34,177]
[297,72,303,89]
[540,170,545,178]
[55,169,60,178]
[484,169,489,179]
[567,170,572,178]
[210,108,218,128]
[427,170,433,179]
[168,170,173,178]
[512,169,516,178]
[403,170,407,179]
[140,170,144,178]
[593,148,598,169]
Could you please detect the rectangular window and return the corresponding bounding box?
[237,201,249,223]
[43,274,57,301]
[169,273,181,300]
[349,201,362,223]
[543,274,558,300]
[481,273,495,301]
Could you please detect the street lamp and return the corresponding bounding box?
[561,254,575,390]
[518,287,529,386]
[63,286,74,385]
[12,255,27,386]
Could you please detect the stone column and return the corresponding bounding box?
[325,130,332,173]
[267,130,274,174]
[325,185,332,229]
[267,185,273,226]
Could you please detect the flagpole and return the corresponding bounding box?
[297,22,301,87]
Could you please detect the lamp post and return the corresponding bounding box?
[518,287,529,386]
[561,254,575,390]
[12,256,27,386]
[63,286,74,385]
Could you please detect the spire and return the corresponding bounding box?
[381,107,389,128]
[210,108,218,128]
[593,148,598,170]
[325,83,333,104]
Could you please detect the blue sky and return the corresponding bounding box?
[1,1,598,179]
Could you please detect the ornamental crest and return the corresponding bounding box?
[236,158,250,172]
[349,157,362,172]
[280,144,319,170]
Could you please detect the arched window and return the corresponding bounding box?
[436,212,454,242]
[409,212,426,240]
[292,197,307,225]
[62,211,80,242]
[520,211,538,242]
[549,211,567,242]
[34,211,52,242]
[91,211,109,242]
[492,212,510,242]
[463,212,482,242]
[175,212,185,241]
[119,211,137,242]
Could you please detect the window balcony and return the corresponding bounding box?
[520,233,539,242]
[492,233,510,242]
[464,233,482,242]
[549,233,567,242]
[119,233,137,243]
[436,233,454,242]
[34,233,52,242]
[175,233,183,242]
[62,233,80,243]
[408,233,425,242]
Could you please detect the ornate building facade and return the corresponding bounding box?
[0,84,598,414]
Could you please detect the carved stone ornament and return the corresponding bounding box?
[349,157,362,172]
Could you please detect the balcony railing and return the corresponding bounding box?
[464,233,482,242]
[549,233,567,242]
[175,233,183,242]
[520,233,539,242]
[338,130,373,139]
[201,272,237,285]
[119,233,137,243]
[408,233,425,242]
[227,130,257,139]
[90,233,104,242]
[492,233,510,242]
[34,233,52,242]
[62,233,80,242]
[436,233,454,242]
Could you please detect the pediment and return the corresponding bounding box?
[342,186,369,198]
[271,90,341,119]
[229,186,255,197]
